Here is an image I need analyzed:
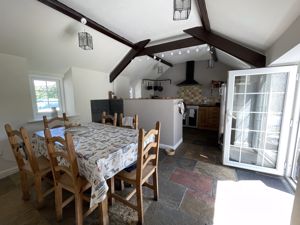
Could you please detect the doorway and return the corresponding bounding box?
[223,66,298,175]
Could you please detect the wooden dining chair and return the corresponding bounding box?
[4,124,54,207]
[43,113,69,129]
[109,121,161,225]
[101,111,117,126]
[119,113,138,130]
[44,129,98,225]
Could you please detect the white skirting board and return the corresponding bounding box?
[0,166,18,179]
[159,138,183,150]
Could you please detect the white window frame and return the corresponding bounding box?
[29,75,65,120]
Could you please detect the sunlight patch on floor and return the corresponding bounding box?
[213,180,294,225]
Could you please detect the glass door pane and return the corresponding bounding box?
[223,66,298,175]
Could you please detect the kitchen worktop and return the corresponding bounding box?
[186,103,220,107]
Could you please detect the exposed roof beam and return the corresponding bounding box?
[138,37,205,56]
[196,0,211,31]
[184,27,266,67]
[110,40,150,82]
[37,0,135,48]
[195,0,219,62]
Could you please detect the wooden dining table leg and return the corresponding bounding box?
[98,197,109,225]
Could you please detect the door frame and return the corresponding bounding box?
[223,66,298,175]
[285,71,300,182]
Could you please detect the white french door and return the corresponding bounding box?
[223,66,298,175]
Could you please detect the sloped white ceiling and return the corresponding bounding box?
[0,0,129,74]
[206,0,300,52]
[119,56,170,82]
[59,0,202,44]
[0,0,299,77]
[60,0,300,52]
[270,43,300,66]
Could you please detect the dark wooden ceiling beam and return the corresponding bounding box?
[184,27,266,67]
[138,37,205,56]
[195,0,219,62]
[38,0,135,48]
[110,40,150,82]
[196,0,211,31]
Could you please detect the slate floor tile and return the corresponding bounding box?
[158,156,197,178]
[170,168,213,195]
[0,176,17,196]
[158,176,187,209]
[0,128,294,225]
[144,202,199,225]
[0,188,50,225]
[180,190,215,225]
[194,161,237,181]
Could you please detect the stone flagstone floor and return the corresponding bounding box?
[0,128,294,225]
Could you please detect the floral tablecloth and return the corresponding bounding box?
[32,122,150,208]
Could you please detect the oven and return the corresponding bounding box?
[183,105,199,128]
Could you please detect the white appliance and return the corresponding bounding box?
[183,105,199,128]
[218,83,227,145]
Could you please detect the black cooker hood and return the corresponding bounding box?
[177,61,200,86]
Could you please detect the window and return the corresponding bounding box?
[29,75,64,119]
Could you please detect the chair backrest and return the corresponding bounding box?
[44,129,80,189]
[101,111,117,126]
[4,124,39,173]
[136,122,161,182]
[119,113,138,130]
[43,113,69,129]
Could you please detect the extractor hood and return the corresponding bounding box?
[177,61,200,86]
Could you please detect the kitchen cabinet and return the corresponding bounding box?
[197,107,220,130]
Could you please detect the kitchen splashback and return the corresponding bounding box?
[177,85,203,104]
[177,85,220,104]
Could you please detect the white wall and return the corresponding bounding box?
[69,67,112,123]
[113,76,130,99]
[0,53,32,161]
[267,15,300,65]
[63,68,76,116]
[124,99,183,149]
[0,53,67,165]
[68,67,131,123]
[155,60,233,98]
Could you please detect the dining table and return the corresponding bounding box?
[32,122,152,225]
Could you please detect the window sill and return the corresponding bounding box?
[27,114,80,123]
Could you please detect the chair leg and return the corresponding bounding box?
[34,175,44,208]
[120,180,125,191]
[75,192,83,225]
[98,197,109,225]
[20,170,30,201]
[107,177,115,205]
[55,184,63,221]
[153,170,159,201]
[136,184,144,225]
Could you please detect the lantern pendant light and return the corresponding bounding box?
[78,18,93,50]
[173,0,191,20]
